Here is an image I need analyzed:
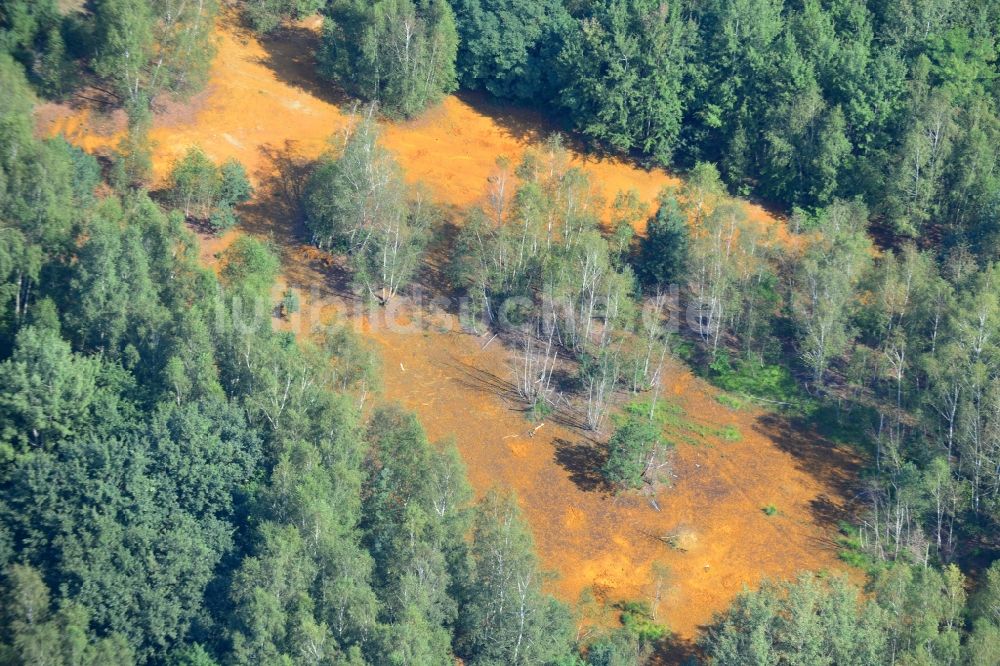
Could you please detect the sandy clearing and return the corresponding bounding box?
[37,12,862,651]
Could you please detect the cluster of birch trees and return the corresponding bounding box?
[442,132,1000,576]
[166,147,254,232]
[303,110,431,304]
[657,174,1000,574]
[451,137,660,432]
[644,167,1000,572]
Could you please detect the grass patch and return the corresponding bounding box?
[762,504,778,516]
[673,340,696,362]
[625,399,684,420]
[835,521,883,573]
[624,399,713,445]
[704,353,812,413]
[715,393,745,410]
[527,400,552,422]
[618,601,668,643]
[624,399,686,430]
[838,549,871,570]
[717,424,742,442]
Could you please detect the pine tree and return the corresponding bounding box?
[319,0,458,118]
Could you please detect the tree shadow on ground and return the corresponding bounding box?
[444,355,522,404]
[546,398,593,432]
[652,633,701,666]
[753,413,865,531]
[413,214,468,302]
[804,494,853,551]
[248,140,312,228]
[453,90,665,175]
[238,140,357,300]
[553,438,609,493]
[443,354,591,432]
[452,89,549,145]
[809,493,852,530]
[253,23,354,109]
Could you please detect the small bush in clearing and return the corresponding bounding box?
[718,425,742,441]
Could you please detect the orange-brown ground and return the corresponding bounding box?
[37,12,863,653]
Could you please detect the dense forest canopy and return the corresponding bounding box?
[261,0,1000,256]
[0,48,585,664]
[1,0,1000,663]
[448,0,1000,259]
